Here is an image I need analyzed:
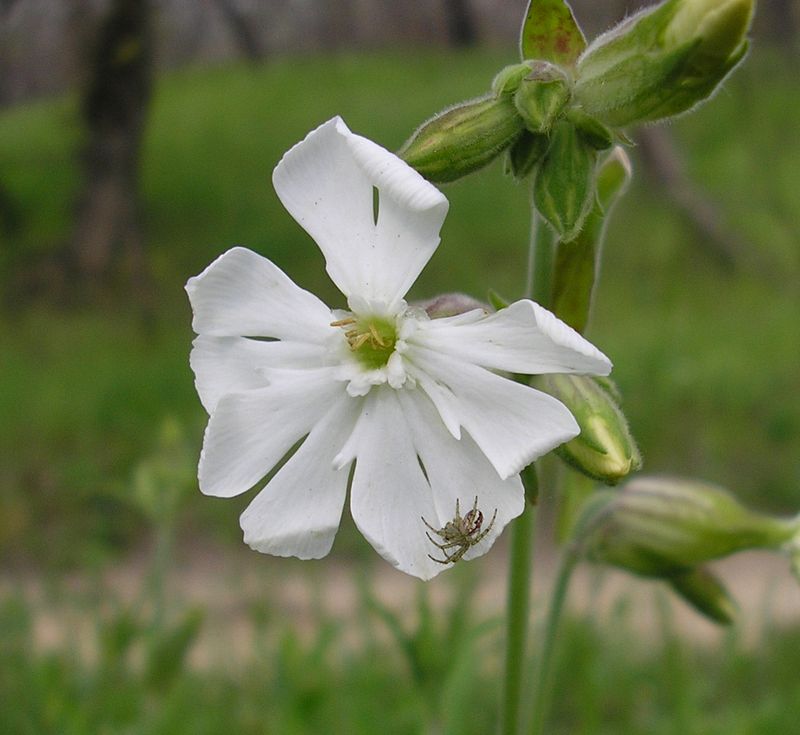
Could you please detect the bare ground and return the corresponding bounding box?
[4,538,799,670]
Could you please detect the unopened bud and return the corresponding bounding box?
[399,95,525,183]
[574,0,754,126]
[665,0,753,73]
[533,121,596,239]
[546,374,641,484]
[581,476,798,577]
[415,293,488,319]
[492,62,534,97]
[513,61,571,134]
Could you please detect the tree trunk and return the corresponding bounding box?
[70,0,153,284]
[442,0,478,47]
[635,127,750,270]
[211,0,265,61]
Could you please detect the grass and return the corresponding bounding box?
[3,571,800,735]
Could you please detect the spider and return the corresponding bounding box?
[421,496,497,565]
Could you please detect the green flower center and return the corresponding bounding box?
[331,315,398,370]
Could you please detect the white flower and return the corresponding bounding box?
[186,117,612,580]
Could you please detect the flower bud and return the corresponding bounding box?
[581,476,799,577]
[415,293,488,319]
[533,120,596,239]
[399,95,525,183]
[550,147,631,333]
[665,0,753,74]
[513,61,571,134]
[492,62,535,97]
[545,374,641,484]
[574,0,754,126]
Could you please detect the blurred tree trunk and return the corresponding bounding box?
[211,0,265,61]
[635,127,750,270]
[443,0,478,47]
[765,0,799,52]
[70,0,153,285]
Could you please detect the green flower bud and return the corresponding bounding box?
[492,62,535,97]
[545,374,641,485]
[504,131,549,180]
[513,61,571,134]
[550,147,631,333]
[399,95,525,183]
[667,566,737,625]
[533,120,597,239]
[574,0,754,126]
[665,0,753,74]
[581,476,798,577]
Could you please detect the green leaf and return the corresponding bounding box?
[519,0,586,67]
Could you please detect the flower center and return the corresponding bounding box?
[331,315,398,370]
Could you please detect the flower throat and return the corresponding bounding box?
[331,316,398,370]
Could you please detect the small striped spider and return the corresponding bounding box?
[422,497,497,565]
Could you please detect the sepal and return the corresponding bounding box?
[399,95,525,183]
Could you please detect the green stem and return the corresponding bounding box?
[528,548,578,735]
[500,467,538,735]
[500,195,555,735]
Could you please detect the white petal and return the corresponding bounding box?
[240,395,360,560]
[412,300,612,376]
[186,247,332,341]
[198,367,343,497]
[348,388,444,580]
[398,390,524,562]
[190,335,326,413]
[273,117,448,306]
[410,347,579,479]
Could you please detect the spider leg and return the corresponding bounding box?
[427,553,456,565]
[421,515,443,535]
[444,545,469,563]
[425,532,462,551]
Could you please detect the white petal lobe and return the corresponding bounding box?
[273,117,448,305]
[410,347,579,479]
[186,247,332,341]
[398,390,524,562]
[190,335,326,413]
[240,395,359,560]
[198,368,343,498]
[412,300,612,376]
[348,388,443,580]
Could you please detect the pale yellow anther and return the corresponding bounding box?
[330,317,357,328]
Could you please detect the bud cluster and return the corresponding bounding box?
[400,0,753,241]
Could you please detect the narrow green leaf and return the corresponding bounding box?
[519,0,586,67]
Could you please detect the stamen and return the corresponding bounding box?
[330,317,357,327]
[368,323,386,347]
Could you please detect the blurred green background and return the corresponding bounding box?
[1,1,799,732]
